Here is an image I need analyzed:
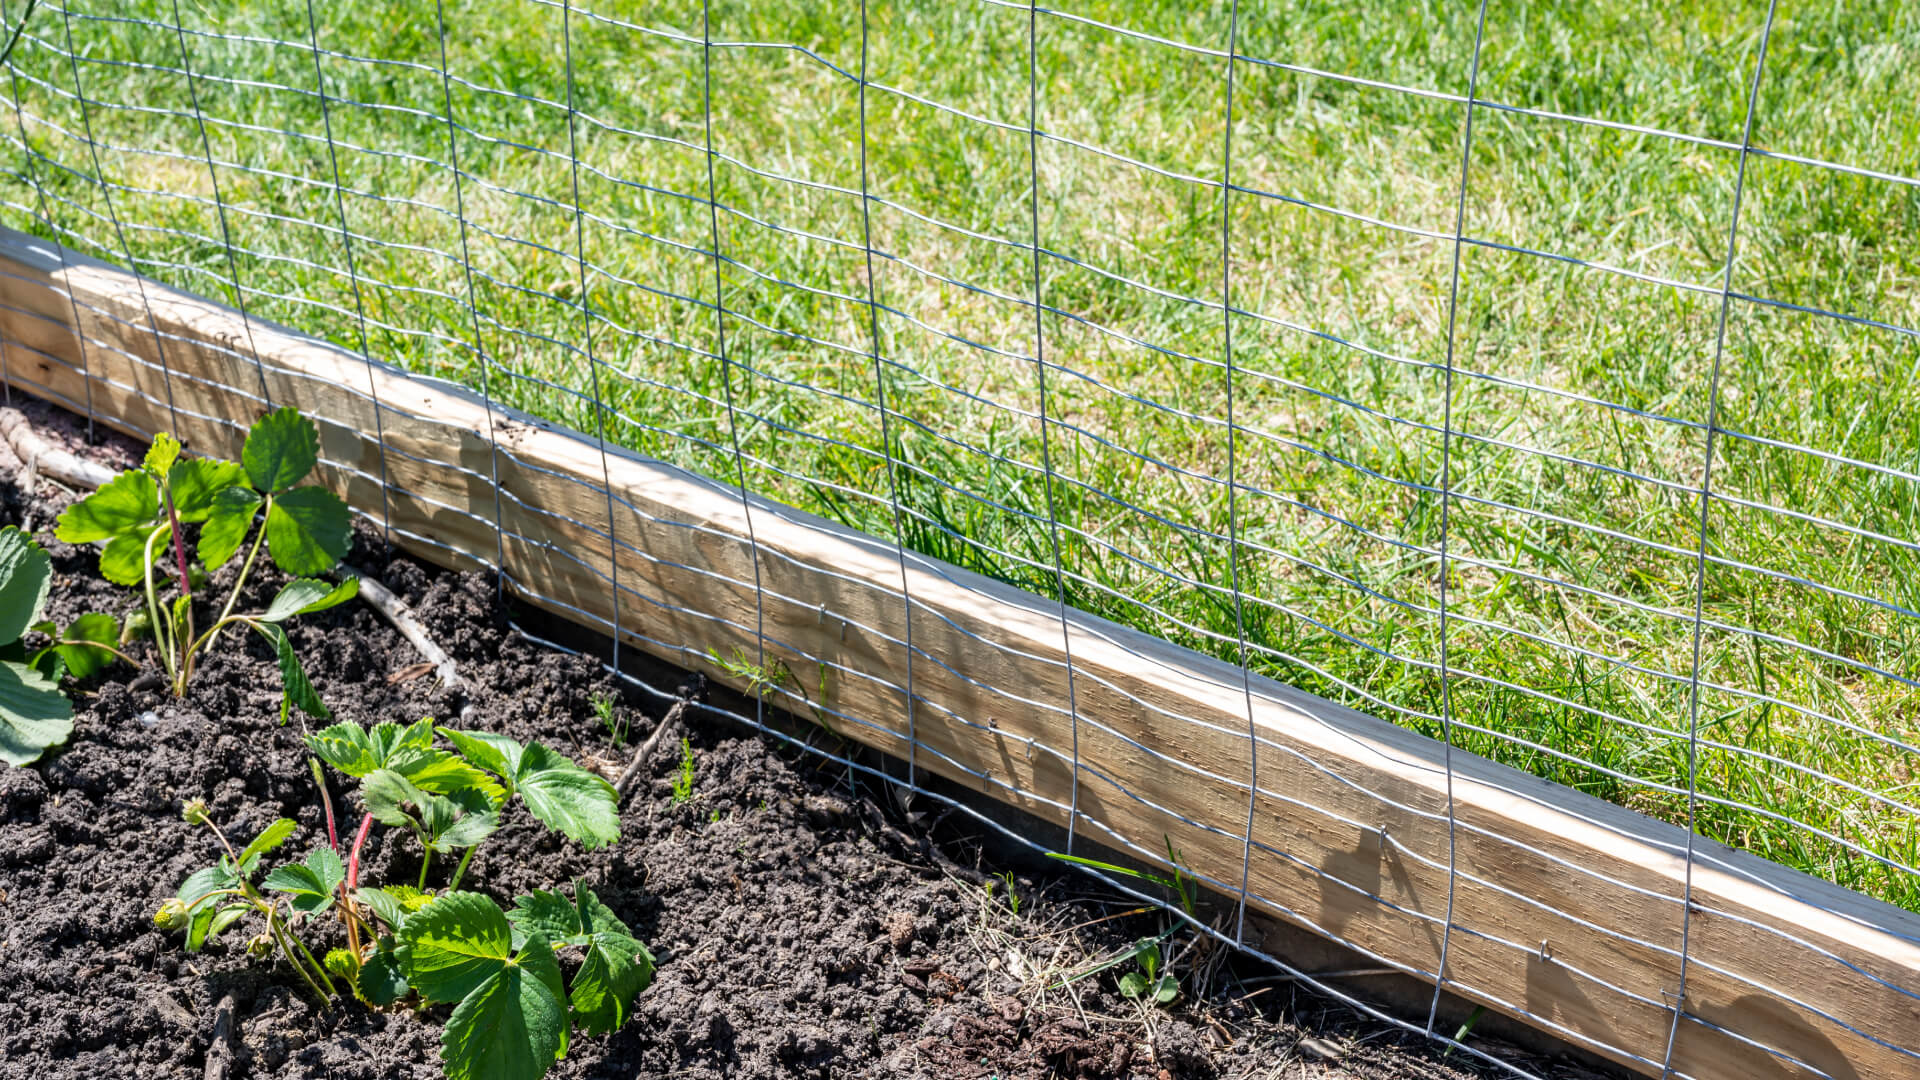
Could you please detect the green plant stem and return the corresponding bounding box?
[417,847,431,890]
[204,494,271,657]
[267,909,334,1003]
[183,615,249,662]
[142,527,177,685]
[162,486,195,696]
[54,638,143,669]
[283,918,335,995]
[310,758,339,851]
[446,844,478,890]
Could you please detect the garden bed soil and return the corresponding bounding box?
[0,398,1612,1079]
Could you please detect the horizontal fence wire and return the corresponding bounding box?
[2,0,1917,1075]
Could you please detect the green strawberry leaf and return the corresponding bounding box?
[0,527,51,645]
[437,933,568,1080]
[208,903,250,940]
[309,719,473,784]
[363,768,434,831]
[508,883,653,1036]
[439,728,524,793]
[375,717,437,762]
[187,901,251,952]
[176,862,243,908]
[263,577,359,623]
[236,818,299,869]
[358,933,412,1006]
[306,720,380,776]
[26,645,64,684]
[356,887,409,931]
[0,659,73,766]
[243,406,319,493]
[439,730,618,849]
[398,891,517,1004]
[251,622,328,723]
[364,770,498,850]
[167,458,250,522]
[263,846,346,914]
[143,432,181,477]
[401,894,570,1080]
[45,612,120,681]
[198,487,261,570]
[98,522,169,587]
[392,749,504,801]
[266,487,352,576]
[56,469,158,543]
[432,789,502,851]
[514,744,619,850]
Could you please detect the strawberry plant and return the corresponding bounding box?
[0,525,78,765]
[156,715,645,1080]
[155,800,338,1002]
[54,408,355,720]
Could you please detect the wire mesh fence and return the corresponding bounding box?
[1,0,1916,1075]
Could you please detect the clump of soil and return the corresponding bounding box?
[0,402,1607,1079]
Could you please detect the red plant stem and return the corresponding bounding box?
[347,812,375,890]
[323,790,339,851]
[163,488,191,600]
[311,758,339,850]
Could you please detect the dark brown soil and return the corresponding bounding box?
[0,397,1613,1080]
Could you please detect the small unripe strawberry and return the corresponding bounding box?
[153,898,189,930]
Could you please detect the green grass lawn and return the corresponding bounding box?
[3,0,1917,910]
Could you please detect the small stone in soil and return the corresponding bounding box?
[885,910,917,952]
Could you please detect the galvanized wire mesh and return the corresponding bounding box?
[2,0,1917,1075]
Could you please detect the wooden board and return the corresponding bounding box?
[2,227,1916,1080]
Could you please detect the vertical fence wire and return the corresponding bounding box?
[53,0,178,434]
[700,0,768,718]
[1023,0,1084,855]
[855,0,918,788]
[1661,3,1781,1074]
[1215,0,1259,947]
[2,8,91,433]
[559,0,622,673]
[1425,0,1492,1035]
[432,0,508,585]
[300,0,391,540]
[164,0,270,411]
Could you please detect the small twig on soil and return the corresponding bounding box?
[0,406,117,491]
[202,994,237,1080]
[615,679,704,798]
[335,565,462,693]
